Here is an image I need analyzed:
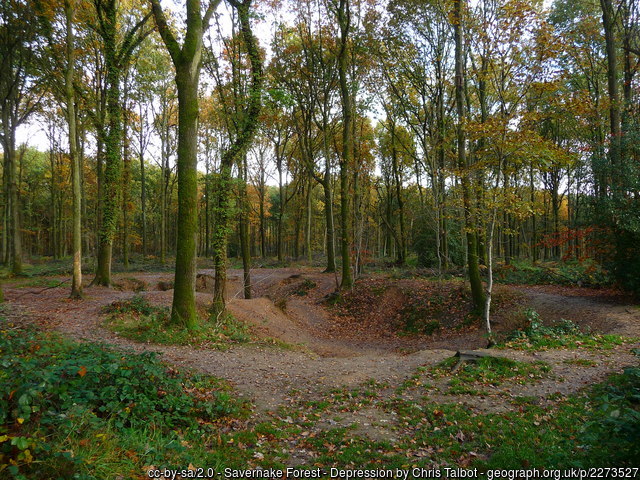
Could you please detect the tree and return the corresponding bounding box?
[65,0,83,297]
[149,0,220,328]
[92,0,151,286]
[453,0,485,310]
[0,0,39,275]
[262,88,295,263]
[382,0,454,272]
[270,19,339,272]
[209,0,263,318]
[599,0,640,293]
[374,118,413,265]
[334,0,354,290]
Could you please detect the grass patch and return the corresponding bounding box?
[102,295,251,347]
[499,309,632,351]
[405,364,640,469]
[431,355,551,389]
[0,259,73,278]
[0,320,250,479]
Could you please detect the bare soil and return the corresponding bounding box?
[4,268,639,414]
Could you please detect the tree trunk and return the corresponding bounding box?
[160,110,169,264]
[277,163,285,262]
[49,143,58,260]
[530,165,538,263]
[600,0,621,181]
[336,0,353,290]
[204,158,210,257]
[322,177,336,272]
[239,156,251,298]
[3,124,22,275]
[1,157,7,265]
[122,76,131,270]
[306,176,313,262]
[321,115,336,273]
[93,2,123,287]
[454,0,484,310]
[212,162,232,318]
[390,124,406,265]
[170,68,200,328]
[65,1,83,298]
[259,175,266,259]
[139,116,147,257]
[209,0,262,319]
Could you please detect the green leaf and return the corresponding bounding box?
[11,436,30,450]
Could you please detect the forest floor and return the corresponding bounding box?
[3,267,640,472]
[4,267,639,421]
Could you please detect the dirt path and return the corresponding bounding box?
[4,270,639,413]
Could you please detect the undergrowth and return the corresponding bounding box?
[102,295,251,348]
[495,259,613,287]
[1,318,638,476]
[499,309,631,350]
[0,320,249,479]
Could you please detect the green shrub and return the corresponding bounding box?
[0,320,243,477]
[495,260,613,287]
[101,294,162,317]
[580,362,640,463]
[501,309,629,350]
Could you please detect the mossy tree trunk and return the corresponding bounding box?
[171,68,200,327]
[122,70,132,271]
[150,0,220,328]
[211,163,232,318]
[92,0,150,286]
[336,0,353,290]
[1,117,22,276]
[210,0,263,319]
[93,1,120,286]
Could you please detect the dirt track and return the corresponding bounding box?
[4,268,639,411]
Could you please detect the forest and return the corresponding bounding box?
[1,0,639,477]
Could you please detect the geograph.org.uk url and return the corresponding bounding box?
[486,468,639,480]
[145,467,640,480]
